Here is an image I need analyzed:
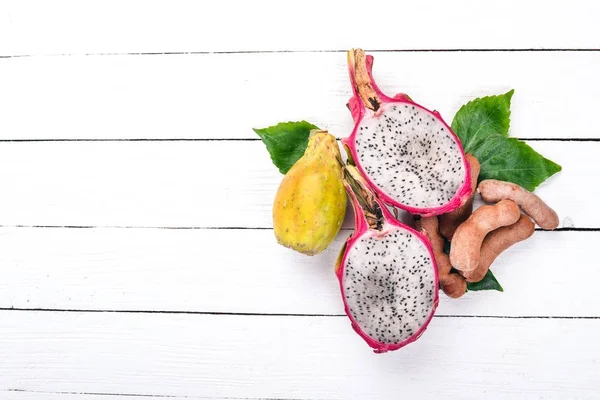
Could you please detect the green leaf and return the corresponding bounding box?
[467,269,504,292]
[253,121,320,174]
[452,90,514,152]
[452,90,562,191]
[474,136,562,191]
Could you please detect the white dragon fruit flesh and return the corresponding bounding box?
[343,49,472,216]
[336,165,439,353]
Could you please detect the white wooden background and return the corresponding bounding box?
[1,1,599,399]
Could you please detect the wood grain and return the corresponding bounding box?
[1,311,598,399]
[0,228,595,317]
[1,3,598,398]
[0,140,584,228]
[0,52,598,140]
[2,0,599,54]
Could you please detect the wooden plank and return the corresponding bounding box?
[0,228,594,317]
[0,140,585,228]
[2,1,599,55]
[0,52,598,140]
[0,312,598,399]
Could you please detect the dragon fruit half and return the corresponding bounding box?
[343,49,472,216]
[335,165,439,353]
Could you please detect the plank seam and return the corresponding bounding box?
[0,138,595,143]
[1,307,598,319]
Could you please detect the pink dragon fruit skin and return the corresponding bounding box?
[343,49,472,217]
[335,165,439,353]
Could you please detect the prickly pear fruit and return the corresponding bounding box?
[273,130,347,255]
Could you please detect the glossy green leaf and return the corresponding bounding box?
[452,90,562,191]
[474,136,562,191]
[452,90,514,151]
[253,121,319,174]
[467,269,504,292]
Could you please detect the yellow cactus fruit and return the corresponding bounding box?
[273,130,347,255]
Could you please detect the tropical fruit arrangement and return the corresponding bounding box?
[254,49,561,353]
